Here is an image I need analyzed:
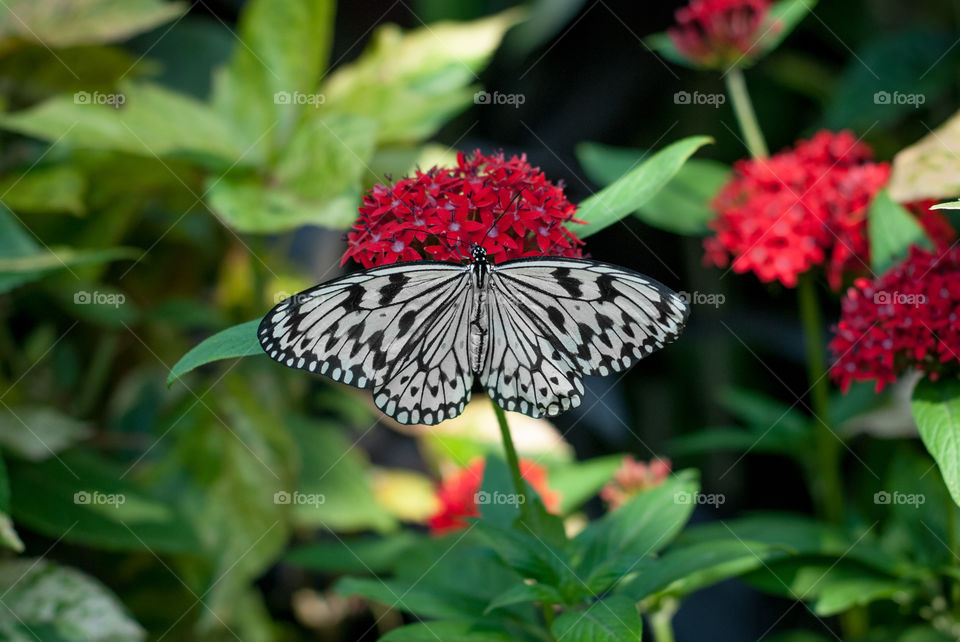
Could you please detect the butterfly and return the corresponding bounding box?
[258,243,689,425]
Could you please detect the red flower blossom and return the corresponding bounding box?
[600,456,671,511]
[829,245,960,393]
[704,130,891,289]
[427,458,561,535]
[342,151,584,268]
[668,0,778,69]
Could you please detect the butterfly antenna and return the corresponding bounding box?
[477,188,525,251]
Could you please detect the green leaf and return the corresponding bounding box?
[0,455,23,553]
[211,0,335,155]
[0,82,245,165]
[813,575,914,616]
[382,621,514,642]
[0,166,86,216]
[551,595,642,642]
[549,455,623,514]
[868,190,930,273]
[0,558,144,641]
[576,143,728,235]
[166,319,262,386]
[0,0,184,50]
[485,582,563,612]
[286,532,422,574]
[911,377,960,507]
[336,577,489,620]
[574,136,712,238]
[0,406,90,460]
[931,200,960,210]
[719,386,809,435]
[669,426,801,456]
[322,9,524,144]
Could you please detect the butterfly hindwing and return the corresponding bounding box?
[480,257,689,417]
[258,261,475,424]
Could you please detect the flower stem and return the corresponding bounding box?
[492,402,530,512]
[650,599,678,642]
[797,276,843,524]
[724,67,769,159]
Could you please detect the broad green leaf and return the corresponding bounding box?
[322,9,523,144]
[0,82,245,165]
[336,577,489,620]
[0,0,183,50]
[548,455,622,515]
[166,319,262,386]
[574,136,712,238]
[485,582,563,612]
[645,0,815,70]
[383,621,513,641]
[551,595,642,642]
[868,190,930,272]
[573,471,698,587]
[0,558,144,641]
[889,109,960,203]
[576,142,729,235]
[814,575,914,616]
[0,166,86,216]
[824,31,956,131]
[8,452,200,553]
[286,532,422,574]
[211,0,335,154]
[911,378,960,507]
[0,406,90,461]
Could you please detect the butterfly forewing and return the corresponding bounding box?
[479,258,689,418]
[258,261,475,424]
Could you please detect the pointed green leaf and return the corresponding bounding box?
[911,377,960,507]
[868,190,930,272]
[167,319,262,386]
[552,595,642,642]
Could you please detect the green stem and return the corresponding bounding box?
[724,67,769,159]
[650,599,677,642]
[797,276,843,525]
[492,403,530,513]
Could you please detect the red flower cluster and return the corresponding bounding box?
[343,151,584,268]
[830,245,960,393]
[427,458,561,535]
[668,0,777,69]
[704,130,891,289]
[600,456,671,511]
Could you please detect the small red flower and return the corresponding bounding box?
[829,245,960,393]
[704,130,891,289]
[668,0,778,69]
[600,456,671,511]
[427,458,561,535]
[343,151,584,268]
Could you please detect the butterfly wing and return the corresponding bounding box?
[480,257,689,418]
[258,261,476,425]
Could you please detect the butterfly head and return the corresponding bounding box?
[470,244,488,264]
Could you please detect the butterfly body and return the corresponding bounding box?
[259,249,688,425]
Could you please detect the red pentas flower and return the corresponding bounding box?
[704,130,891,289]
[427,458,561,535]
[600,456,671,511]
[668,0,779,69]
[342,151,584,268]
[829,245,960,393]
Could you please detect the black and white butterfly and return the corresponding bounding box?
[258,244,689,425]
